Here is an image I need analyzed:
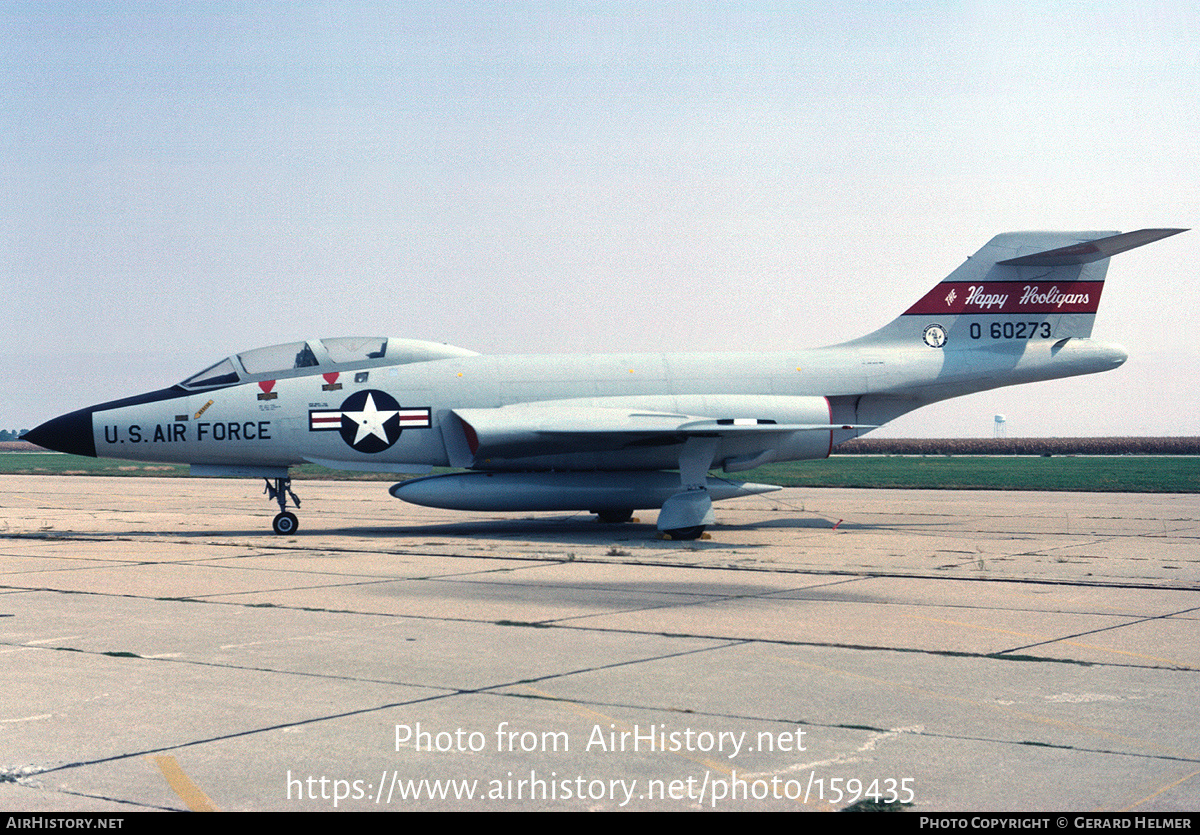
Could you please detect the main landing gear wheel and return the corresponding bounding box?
[595,508,635,524]
[264,477,301,535]
[662,526,706,541]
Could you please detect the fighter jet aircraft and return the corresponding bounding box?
[23,228,1185,539]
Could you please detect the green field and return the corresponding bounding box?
[3,452,1197,492]
[735,455,1200,493]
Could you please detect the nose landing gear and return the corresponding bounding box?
[264,477,301,535]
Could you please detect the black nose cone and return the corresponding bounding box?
[21,408,97,458]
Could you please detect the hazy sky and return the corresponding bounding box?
[4,1,1197,436]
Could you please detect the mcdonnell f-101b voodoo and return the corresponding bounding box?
[24,228,1185,538]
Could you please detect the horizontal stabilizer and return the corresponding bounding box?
[997,228,1186,266]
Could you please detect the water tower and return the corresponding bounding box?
[994,414,1007,438]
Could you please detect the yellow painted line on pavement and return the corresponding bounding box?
[1118,768,1200,813]
[152,754,219,812]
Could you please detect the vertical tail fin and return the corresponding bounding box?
[854,229,1185,348]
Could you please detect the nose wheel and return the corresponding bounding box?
[272,511,299,535]
[264,477,301,535]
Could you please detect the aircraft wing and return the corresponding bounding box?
[451,400,871,462]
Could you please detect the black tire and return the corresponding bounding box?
[596,509,634,524]
[663,526,705,541]
[273,511,299,535]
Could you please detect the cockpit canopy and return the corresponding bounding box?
[179,337,478,390]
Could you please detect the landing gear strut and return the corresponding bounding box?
[264,477,301,535]
[656,437,718,540]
